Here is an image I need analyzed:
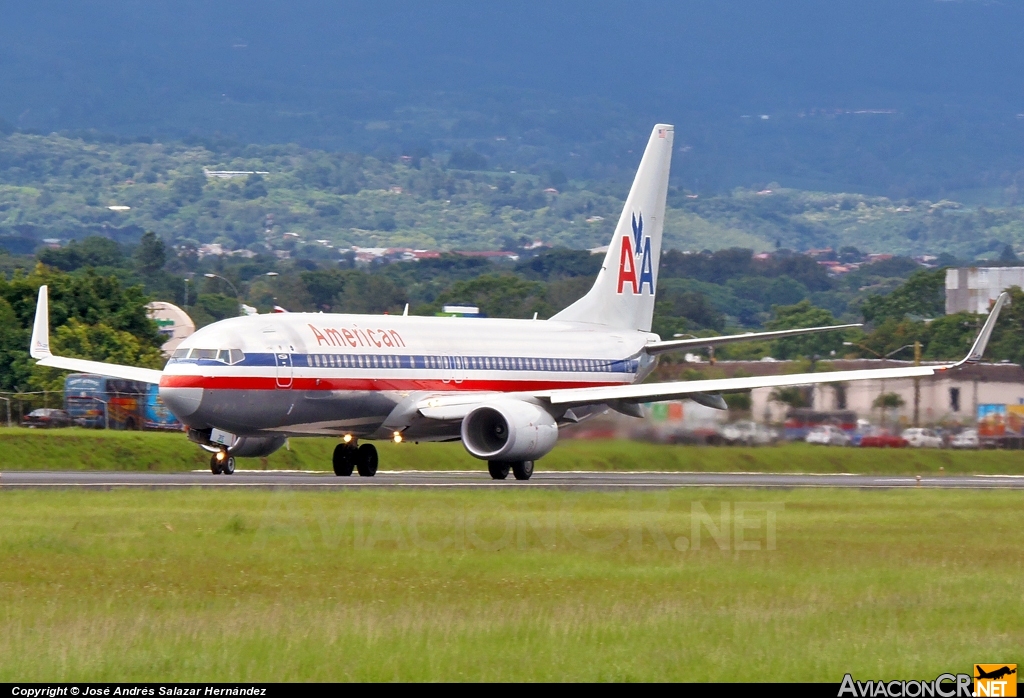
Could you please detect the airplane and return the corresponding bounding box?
[975,666,1016,681]
[27,124,1009,480]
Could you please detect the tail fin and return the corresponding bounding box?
[550,124,674,331]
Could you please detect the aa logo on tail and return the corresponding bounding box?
[617,212,655,295]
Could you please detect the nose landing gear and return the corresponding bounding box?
[210,450,235,475]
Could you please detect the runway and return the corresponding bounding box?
[2,470,1024,489]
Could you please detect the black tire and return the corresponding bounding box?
[355,443,378,477]
[512,460,534,481]
[222,456,236,475]
[333,443,355,476]
[210,453,223,475]
[488,461,510,480]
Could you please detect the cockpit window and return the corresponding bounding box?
[180,348,246,364]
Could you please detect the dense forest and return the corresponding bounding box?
[4,226,1022,399]
[4,132,1024,263]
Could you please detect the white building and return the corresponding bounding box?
[657,360,1024,427]
[946,266,1024,314]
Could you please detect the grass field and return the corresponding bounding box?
[2,427,1024,474]
[0,488,1020,681]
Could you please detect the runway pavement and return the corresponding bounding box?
[2,469,1024,489]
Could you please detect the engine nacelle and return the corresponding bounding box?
[460,401,559,462]
[228,435,288,458]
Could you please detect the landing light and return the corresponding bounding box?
[343,434,353,443]
[215,451,226,461]
[393,431,403,443]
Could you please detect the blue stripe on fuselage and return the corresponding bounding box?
[169,352,639,374]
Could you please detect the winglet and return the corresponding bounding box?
[29,284,52,359]
[945,291,1008,369]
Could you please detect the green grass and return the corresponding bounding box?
[0,488,1020,681]
[1,427,1024,474]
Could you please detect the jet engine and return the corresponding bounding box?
[460,401,559,461]
[227,435,288,458]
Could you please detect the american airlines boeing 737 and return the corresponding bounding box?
[28,124,1007,480]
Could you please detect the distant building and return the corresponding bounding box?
[946,266,1024,314]
[146,302,195,356]
[672,360,1024,427]
[203,169,269,179]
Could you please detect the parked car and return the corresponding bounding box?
[21,408,74,428]
[859,428,908,448]
[902,427,944,448]
[721,420,779,446]
[805,425,852,446]
[949,428,980,449]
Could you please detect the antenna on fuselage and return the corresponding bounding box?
[403,303,409,317]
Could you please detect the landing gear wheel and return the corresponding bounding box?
[333,443,356,476]
[210,453,223,475]
[222,456,235,475]
[512,460,534,481]
[488,461,510,480]
[355,443,378,477]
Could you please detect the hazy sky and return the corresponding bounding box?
[3,0,1022,118]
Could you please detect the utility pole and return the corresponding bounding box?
[913,340,921,427]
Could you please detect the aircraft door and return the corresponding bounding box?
[274,346,293,388]
[452,355,467,384]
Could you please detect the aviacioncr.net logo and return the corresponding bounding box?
[616,211,654,295]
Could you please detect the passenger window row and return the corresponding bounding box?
[304,354,633,373]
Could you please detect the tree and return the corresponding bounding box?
[433,274,549,318]
[28,319,165,392]
[860,269,946,323]
[38,237,126,271]
[873,392,905,428]
[171,167,206,202]
[770,386,811,409]
[447,149,488,171]
[765,300,844,359]
[0,266,163,391]
[133,231,166,275]
[242,174,268,200]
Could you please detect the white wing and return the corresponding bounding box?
[30,285,164,385]
[418,292,1008,417]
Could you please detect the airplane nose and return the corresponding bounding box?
[159,386,204,419]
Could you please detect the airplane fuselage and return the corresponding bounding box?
[159,312,659,441]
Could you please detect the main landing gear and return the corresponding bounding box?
[333,441,378,477]
[210,449,235,475]
[488,460,534,481]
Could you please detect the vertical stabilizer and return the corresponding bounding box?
[550,124,673,331]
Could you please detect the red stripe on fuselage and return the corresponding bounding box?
[159,375,627,391]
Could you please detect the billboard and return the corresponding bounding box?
[978,404,1007,437]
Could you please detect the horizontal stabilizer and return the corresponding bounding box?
[645,323,862,355]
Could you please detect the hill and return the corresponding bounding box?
[4,132,1024,260]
